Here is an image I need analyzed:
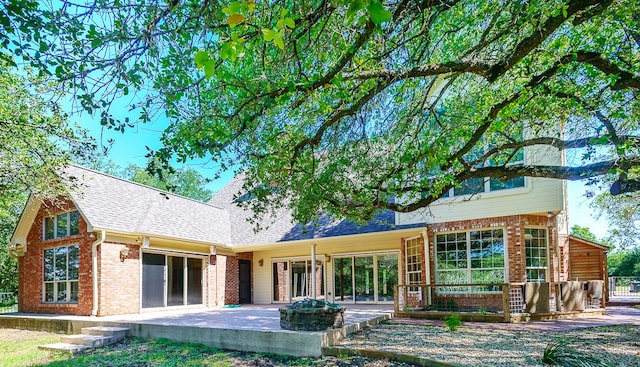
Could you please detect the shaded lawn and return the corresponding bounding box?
[0,329,407,367]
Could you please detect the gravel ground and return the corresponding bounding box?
[338,321,640,366]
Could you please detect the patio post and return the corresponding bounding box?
[503,283,511,322]
[311,244,317,299]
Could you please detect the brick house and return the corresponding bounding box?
[8,161,607,317]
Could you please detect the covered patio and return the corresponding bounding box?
[0,304,393,357]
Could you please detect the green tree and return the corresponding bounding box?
[126,163,214,202]
[9,0,640,223]
[570,225,599,243]
[607,248,640,276]
[85,159,213,202]
[0,63,95,200]
[591,189,640,249]
[0,190,25,292]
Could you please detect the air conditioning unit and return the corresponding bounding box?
[560,281,585,311]
[525,282,550,314]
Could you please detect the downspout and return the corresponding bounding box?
[92,230,106,316]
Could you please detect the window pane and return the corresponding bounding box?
[490,176,525,191]
[68,245,79,280]
[69,211,79,236]
[525,228,548,281]
[70,281,79,302]
[44,249,55,281]
[45,283,54,302]
[454,178,485,196]
[56,213,68,238]
[57,282,67,302]
[44,217,55,240]
[55,247,68,281]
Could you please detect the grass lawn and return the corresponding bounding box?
[0,328,402,367]
[0,329,65,367]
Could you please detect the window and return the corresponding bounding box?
[525,228,548,281]
[441,141,525,198]
[44,211,80,240]
[435,229,505,291]
[405,237,422,289]
[43,245,79,303]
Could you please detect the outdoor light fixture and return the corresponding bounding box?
[120,246,130,262]
[258,259,264,267]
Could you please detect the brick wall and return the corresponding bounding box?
[424,214,562,284]
[18,198,93,315]
[97,242,140,316]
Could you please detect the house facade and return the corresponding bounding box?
[8,157,605,317]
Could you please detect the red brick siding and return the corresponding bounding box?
[97,242,140,316]
[18,198,93,315]
[424,214,562,284]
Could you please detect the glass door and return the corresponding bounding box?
[142,253,165,308]
[355,256,374,302]
[142,253,204,308]
[332,253,398,304]
[272,259,324,302]
[334,257,354,302]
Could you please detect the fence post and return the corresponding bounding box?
[502,284,511,322]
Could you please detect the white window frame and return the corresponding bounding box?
[43,210,79,240]
[43,244,79,304]
[524,227,549,281]
[434,229,507,293]
[405,237,422,291]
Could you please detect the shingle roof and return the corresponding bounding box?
[61,166,421,248]
[208,175,423,247]
[63,165,230,245]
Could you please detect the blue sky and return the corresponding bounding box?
[79,116,609,240]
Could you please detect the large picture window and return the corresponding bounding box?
[44,211,79,240]
[435,229,505,291]
[525,228,548,281]
[43,244,79,303]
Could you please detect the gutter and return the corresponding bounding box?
[91,230,106,316]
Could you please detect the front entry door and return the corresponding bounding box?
[239,260,251,304]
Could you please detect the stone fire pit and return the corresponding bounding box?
[279,299,345,331]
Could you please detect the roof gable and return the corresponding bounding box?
[63,165,231,245]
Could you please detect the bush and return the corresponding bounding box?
[541,340,611,367]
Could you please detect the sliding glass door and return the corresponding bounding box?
[142,253,204,308]
[333,253,398,304]
[272,259,324,302]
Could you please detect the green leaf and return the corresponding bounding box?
[227,13,244,28]
[194,51,209,68]
[262,28,277,41]
[204,60,216,78]
[222,1,242,15]
[367,0,391,25]
[283,17,295,29]
[347,0,366,20]
[273,36,284,50]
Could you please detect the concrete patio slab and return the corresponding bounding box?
[0,304,394,357]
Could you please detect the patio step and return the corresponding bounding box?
[39,326,129,354]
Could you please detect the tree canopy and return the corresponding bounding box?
[9,0,640,223]
[88,159,214,202]
[0,62,95,200]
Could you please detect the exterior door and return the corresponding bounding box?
[142,253,165,308]
[239,259,251,304]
